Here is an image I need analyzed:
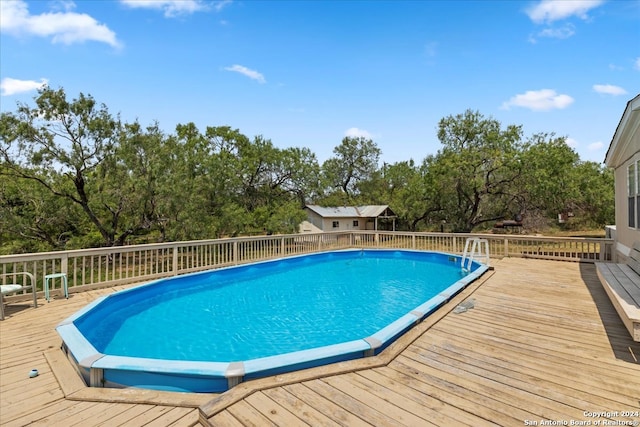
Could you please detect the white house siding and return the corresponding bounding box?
[613,154,640,260]
[299,220,322,233]
[305,210,324,231]
[299,211,365,232]
[301,205,396,232]
[321,217,365,231]
[606,94,640,261]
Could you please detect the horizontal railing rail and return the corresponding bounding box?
[0,231,614,301]
[350,231,613,262]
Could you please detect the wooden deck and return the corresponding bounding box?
[2,258,639,426]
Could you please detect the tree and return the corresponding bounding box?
[433,110,524,232]
[519,133,580,220]
[167,125,318,237]
[572,161,614,228]
[0,90,616,252]
[0,88,199,247]
[0,166,82,252]
[0,87,129,246]
[357,160,441,231]
[321,136,381,203]
[96,121,174,244]
[271,146,321,207]
[166,124,245,239]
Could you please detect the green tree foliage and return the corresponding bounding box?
[514,134,615,230]
[194,126,319,236]
[320,136,381,203]
[0,89,318,249]
[572,161,615,228]
[432,110,524,232]
[361,160,444,231]
[0,168,81,251]
[0,87,124,247]
[0,88,616,252]
[519,133,580,217]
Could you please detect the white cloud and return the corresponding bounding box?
[588,141,604,151]
[51,1,77,13]
[120,0,210,17]
[501,89,574,111]
[635,57,640,71]
[526,0,604,24]
[528,25,575,43]
[0,0,120,47]
[1,77,48,96]
[213,0,233,12]
[535,24,575,40]
[224,65,266,84]
[593,84,627,96]
[344,128,373,139]
[565,138,604,154]
[565,137,578,148]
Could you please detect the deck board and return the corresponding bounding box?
[354,369,489,426]
[2,258,639,427]
[281,382,374,427]
[224,400,278,426]
[303,378,403,427]
[0,285,203,427]
[94,405,158,427]
[390,355,531,424]
[203,258,640,426]
[261,386,340,426]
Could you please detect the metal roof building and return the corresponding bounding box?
[301,205,397,232]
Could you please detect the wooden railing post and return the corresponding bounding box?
[172,244,179,275]
[61,253,68,277]
[233,241,238,265]
[504,237,509,258]
[604,241,615,262]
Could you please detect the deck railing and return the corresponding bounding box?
[0,231,613,301]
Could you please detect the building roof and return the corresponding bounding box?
[605,93,640,168]
[305,205,396,218]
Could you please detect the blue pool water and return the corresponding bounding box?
[57,249,488,392]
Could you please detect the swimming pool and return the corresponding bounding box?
[57,249,488,392]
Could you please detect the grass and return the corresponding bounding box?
[542,229,607,238]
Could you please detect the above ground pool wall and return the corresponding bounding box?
[56,249,488,393]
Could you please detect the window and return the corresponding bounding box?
[630,162,638,228]
[332,221,339,228]
[353,220,359,227]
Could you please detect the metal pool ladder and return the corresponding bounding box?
[461,238,490,272]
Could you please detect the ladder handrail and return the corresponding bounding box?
[461,238,490,272]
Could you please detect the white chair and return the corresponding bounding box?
[1,272,38,320]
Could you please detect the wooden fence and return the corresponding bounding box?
[0,231,614,301]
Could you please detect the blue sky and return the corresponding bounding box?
[1,0,638,165]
